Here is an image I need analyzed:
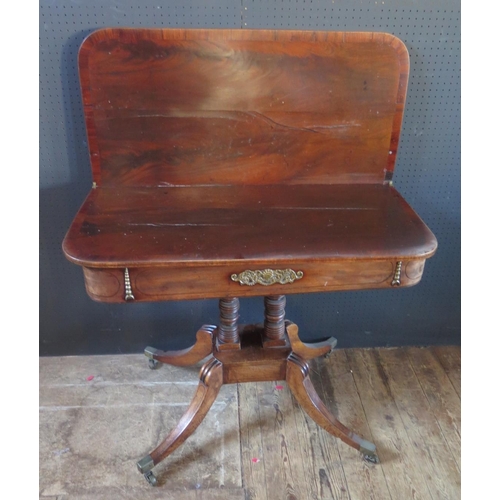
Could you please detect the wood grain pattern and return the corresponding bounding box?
[147,325,215,367]
[82,267,121,298]
[79,29,408,187]
[141,321,380,486]
[378,348,461,499]
[147,357,223,468]
[64,28,437,305]
[80,258,415,302]
[346,349,433,500]
[315,351,392,500]
[64,184,436,268]
[290,387,351,500]
[237,382,268,500]
[214,326,289,384]
[432,346,461,399]
[256,381,309,500]
[286,322,337,359]
[60,30,445,494]
[286,354,377,458]
[63,184,436,302]
[65,183,436,302]
[40,346,460,499]
[405,347,461,470]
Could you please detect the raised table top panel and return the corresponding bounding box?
[64,29,436,302]
[63,184,436,268]
[79,29,408,187]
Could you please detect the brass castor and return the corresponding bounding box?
[148,358,160,370]
[363,451,380,464]
[138,455,157,486]
[143,470,157,486]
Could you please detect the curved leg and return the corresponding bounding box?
[144,325,215,367]
[286,353,379,463]
[286,322,337,360]
[137,357,224,484]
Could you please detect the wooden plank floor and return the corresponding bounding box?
[40,346,460,500]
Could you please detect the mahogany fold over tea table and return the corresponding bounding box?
[63,28,437,486]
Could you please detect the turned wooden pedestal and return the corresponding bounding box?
[136,296,378,486]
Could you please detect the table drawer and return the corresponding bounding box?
[82,259,426,303]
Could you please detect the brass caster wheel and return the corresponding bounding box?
[148,358,160,370]
[363,452,380,464]
[144,470,158,486]
[323,348,334,359]
[144,347,160,370]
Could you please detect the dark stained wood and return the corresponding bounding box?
[147,325,215,367]
[62,28,441,488]
[79,29,408,187]
[143,357,224,470]
[82,257,426,302]
[262,295,287,346]
[216,298,241,350]
[215,325,290,384]
[65,29,436,304]
[65,184,436,303]
[286,353,378,461]
[65,184,436,269]
[140,321,377,480]
[286,322,337,360]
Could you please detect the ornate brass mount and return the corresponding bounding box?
[231,269,304,286]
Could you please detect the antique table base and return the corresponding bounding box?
[136,295,378,487]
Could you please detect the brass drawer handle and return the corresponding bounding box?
[231,269,304,286]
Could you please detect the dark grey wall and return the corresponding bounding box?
[40,0,460,356]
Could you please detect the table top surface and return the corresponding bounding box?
[78,28,408,188]
[64,29,436,274]
[63,184,437,268]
